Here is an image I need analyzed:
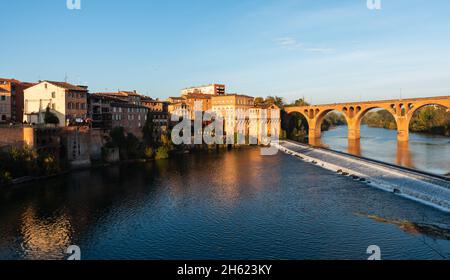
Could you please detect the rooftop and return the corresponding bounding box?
[0,78,22,84]
[212,93,254,99]
[184,93,213,99]
[43,80,88,91]
[182,84,225,90]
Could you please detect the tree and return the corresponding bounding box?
[142,112,155,146]
[110,127,127,148]
[266,96,285,109]
[44,107,59,125]
[155,146,169,160]
[254,97,265,106]
[293,98,310,106]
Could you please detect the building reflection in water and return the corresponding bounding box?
[20,206,73,260]
[161,149,280,206]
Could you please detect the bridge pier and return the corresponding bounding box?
[308,137,323,147]
[396,117,409,142]
[348,139,362,156]
[348,128,360,140]
[308,127,321,140]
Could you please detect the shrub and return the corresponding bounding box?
[144,147,154,159]
[0,170,13,185]
[155,147,169,160]
[37,154,60,176]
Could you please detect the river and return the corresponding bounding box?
[0,147,449,260]
[320,125,450,176]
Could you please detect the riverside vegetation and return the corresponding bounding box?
[0,112,174,185]
[363,106,450,136]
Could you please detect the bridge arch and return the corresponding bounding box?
[406,102,450,137]
[406,101,450,122]
[349,105,398,140]
[285,110,311,142]
[311,108,350,140]
[286,109,311,125]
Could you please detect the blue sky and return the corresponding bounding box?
[1,0,450,104]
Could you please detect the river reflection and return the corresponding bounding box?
[0,148,450,260]
[319,125,450,175]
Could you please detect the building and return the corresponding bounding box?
[94,90,142,105]
[0,85,11,123]
[210,94,281,145]
[141,96,168,113]
[90,91,158,138]
[141,96,169,140]
[23,81,89,127]
[211,94,254,140]
[211,94,255,116]
[110,102,149,138]
[181,84,225,96]
[167,93,214,121]
[0,78,35,123]
[0,126,61,157]
[88,93,125,132]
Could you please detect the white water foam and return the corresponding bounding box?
[273,141,450,213]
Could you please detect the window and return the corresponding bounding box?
[52,92,56,98]
[0,96,5,101]
[52,104,56,110]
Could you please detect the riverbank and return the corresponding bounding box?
[0,144,254,188]
[274,140,450,212]
[0,160,137,188]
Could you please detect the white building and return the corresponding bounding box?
[24,81,88,127]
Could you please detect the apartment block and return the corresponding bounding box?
[181,84,225,96]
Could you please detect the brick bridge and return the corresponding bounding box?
[284,96,450,144]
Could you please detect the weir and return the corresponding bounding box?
[274,140,450,212]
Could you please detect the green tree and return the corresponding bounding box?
[155,146,169,160]
[254,97,265,106]
[109,127,141,160]
[266,96,285,109]
[142,112,155,146]
[292,98,310,106]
